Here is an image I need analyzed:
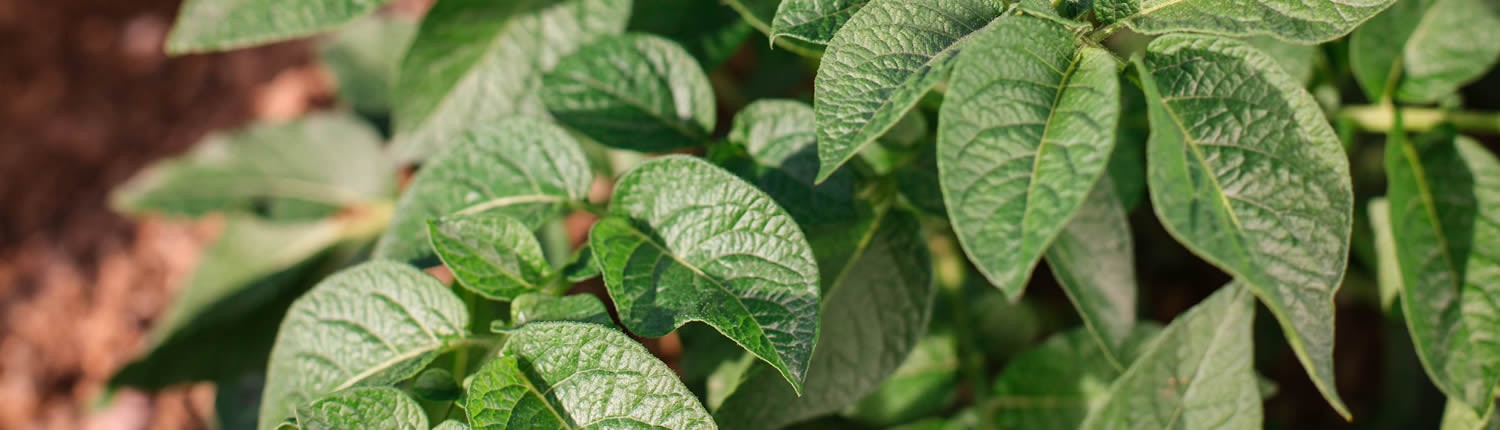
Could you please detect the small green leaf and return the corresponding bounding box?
[1385,128,1500,415]
[729,99,860,226]
[258,261,468,430]
[319,14,418,116]
[1044,178,1138,363]
[939,16,1121,301]
[1080,285,1261,429]
[1443,398,1500,430]
[412,368,462,402]
[628,0,753,68]
[813,0,1007,181]
[164,0,389,53]
[295,386,426,430]
[113,216,346,388]
[507,293,614,327]
[561,245,601,282]
[466,322,713,429]
[542,34,716,152]
[428,213,554,301]
[1093,0,1393,43]
[992,326,1159,429]
[375,118,592,265]
[114,113,390,220]
[846,333,959,426]
[1136,34,1353,418]
[591,156,821,393]
[771,0,869,44]
[390,0,629,161]
[713,209,936,429]
[1350,0,1500,103]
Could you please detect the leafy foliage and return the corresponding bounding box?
[127,0,1500,427]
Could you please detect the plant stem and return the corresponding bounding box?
[1087,22,1124,44]
[1340,105,1500,134]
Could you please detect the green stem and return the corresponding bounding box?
[1087,22,1125,44]
[1340,105,1500,134]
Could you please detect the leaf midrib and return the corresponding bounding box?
[1019,45,1087,266]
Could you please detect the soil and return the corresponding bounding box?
[0,0,329,427]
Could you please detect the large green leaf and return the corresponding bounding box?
[319,14,417,116]
[1044,178,1138,363]
[1136,34,1352,418]
[429,213,554,301]
[591,156,821,393]
[114,113,390,220]
[628,0,753,68]
[992,326,1158,429]
[1349,0,1500,103]
[165,0,389,53]
[295,387,426,430]
[466,322,713,429]
[1093,0,1393,43]
[813,0,1007,181]
[542,34,716,153]
[374,118,592,264]
[1386,129,1500,415]
[113,216,350,388]
[771,0,868,44]
[713,209,935,429]
[938,15,1120,301]
[1080,285,1261,429]
[258,261,468,430]
[390,0,629,161]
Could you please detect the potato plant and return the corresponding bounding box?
[110,0,1500,428]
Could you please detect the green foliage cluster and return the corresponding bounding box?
[110,0,1500,428]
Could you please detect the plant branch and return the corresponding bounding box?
[1340,105,1500,134]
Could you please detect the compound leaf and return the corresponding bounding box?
[713,209,935,429]
[771,0,869,44]
[259,261,468,430]
[295,386,426,430]
[938,15,1121,301]
[429,213,554,301]
[375,118,592,265]
[506,293,614,327]
[114,113,390,221]
[165,0,389,53]
[390,0,629,161]
[1386,129,1500,415]
[466,322,713,429]
[1044,178,1138,363]
[1093,0,1393,43]
[542,34,715,153]
[1080,285,1261,429]
[591,156,821,393]
[1350,0,1500,103]
[813,0,1007,181]
[1137,34,1353,418]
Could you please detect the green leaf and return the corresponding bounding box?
[846,333,959,426]
[164,0,389,53]
[258,261,469,430]
[390,0,629,162]
[428,213,554,301]
[506,293,614,327]
[1093,0,1393,43]
[113,216,347,388]
[1349,0,1500,103]
[1385,128,1500,415]
[1370,198,1402,309]
[114,113,390,220]
[1136,34,1353,418]
[561,245,601,282]
[1080,285,1261,429]
[714,209,936,429]
[729,99,861,226]
[1443,398,1500,430]
[375,118,592,265]
[466,322,713,429]
[295,386,426,430]
[590,156,821,393]
[1242,36,1317,84]
[991,326,1158,429]
[628,0,753,68]
[938,16,1121,301]
[319,14,418,116]
[542,34,716,153]
[813,0,1007,181]
[771,0,868,44]
[1044,178,1138,363]
[434,421,471,430]
[412,368,463,402]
